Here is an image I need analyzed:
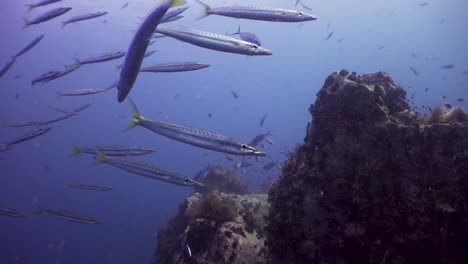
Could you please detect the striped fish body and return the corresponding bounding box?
[25,7,72,27]
[206,6,317,22]
[6,127,51,147]
[156,26,271,55]
[140,62,209,73]
[0,207,25,217]
[15,34,45,57]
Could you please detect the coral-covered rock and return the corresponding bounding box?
[155,192,269,264]
[195,165,249,195]
[266,70,467,264]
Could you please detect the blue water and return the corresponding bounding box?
[1,0,467,263]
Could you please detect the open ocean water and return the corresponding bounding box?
[1,0,467,263]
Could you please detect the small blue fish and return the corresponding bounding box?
[230,26,262,46]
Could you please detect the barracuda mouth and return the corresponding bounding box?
[254,150,268,156]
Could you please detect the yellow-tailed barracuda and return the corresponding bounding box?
[128,98,267,157]
[95,151,204,187]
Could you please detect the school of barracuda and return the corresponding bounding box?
[0,0,317,224]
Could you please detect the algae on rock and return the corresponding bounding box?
[266,70,467,264]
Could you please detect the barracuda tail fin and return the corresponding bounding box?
[26,5,34,13]
[171,0,186,7]
[61,22,67,30]
[34,208,45,214]
[127,97,142,130]
[194,0,210,20]
[95,149,108,164]
[23,18,30,29]
[72,145,81,156]
[0,144,9,152]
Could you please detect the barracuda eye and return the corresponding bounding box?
[298,12,303,16]
[184,178,190,183]
[250,44,258,49]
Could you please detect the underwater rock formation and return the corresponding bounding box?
[195,165,250,195]
[155,192,269,264]
[266,70,467,263]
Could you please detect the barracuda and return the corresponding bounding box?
[127,98,267,157]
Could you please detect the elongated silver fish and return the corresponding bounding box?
[140,62,209,73]
[128,98,267,156]
[58,81,117,97]
[95,151,203,187]
[5,103,91,128]
[49,102,94,115]
[15,34,45,58]
[0,57,16,79]
[195,0,317,22]
[35,208,103,224]
[41,103,91,126]
[24,7,72,28]
[56,87,110,97]
[0,207,26,217]
[117,0,185,103]
[67,102,94,113]
[115,50,157,71]
[249,130,271,147]
[156,25,272,56]
[163,6,189,21]
[160,15,183,23]
[39,111,79,126]
[66,182,112,191]
[62,12,108,29]
[263,160,280,170]
[79,51,125,65]
[33,60,81,85]
[26,0,62,12]
[44,62,81,83]
[259,112,268,127]
[4,120,42,128]
[32,70,60,85]
[48,106,77,116]
[72,145,156,156]
[2,127,51,149]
